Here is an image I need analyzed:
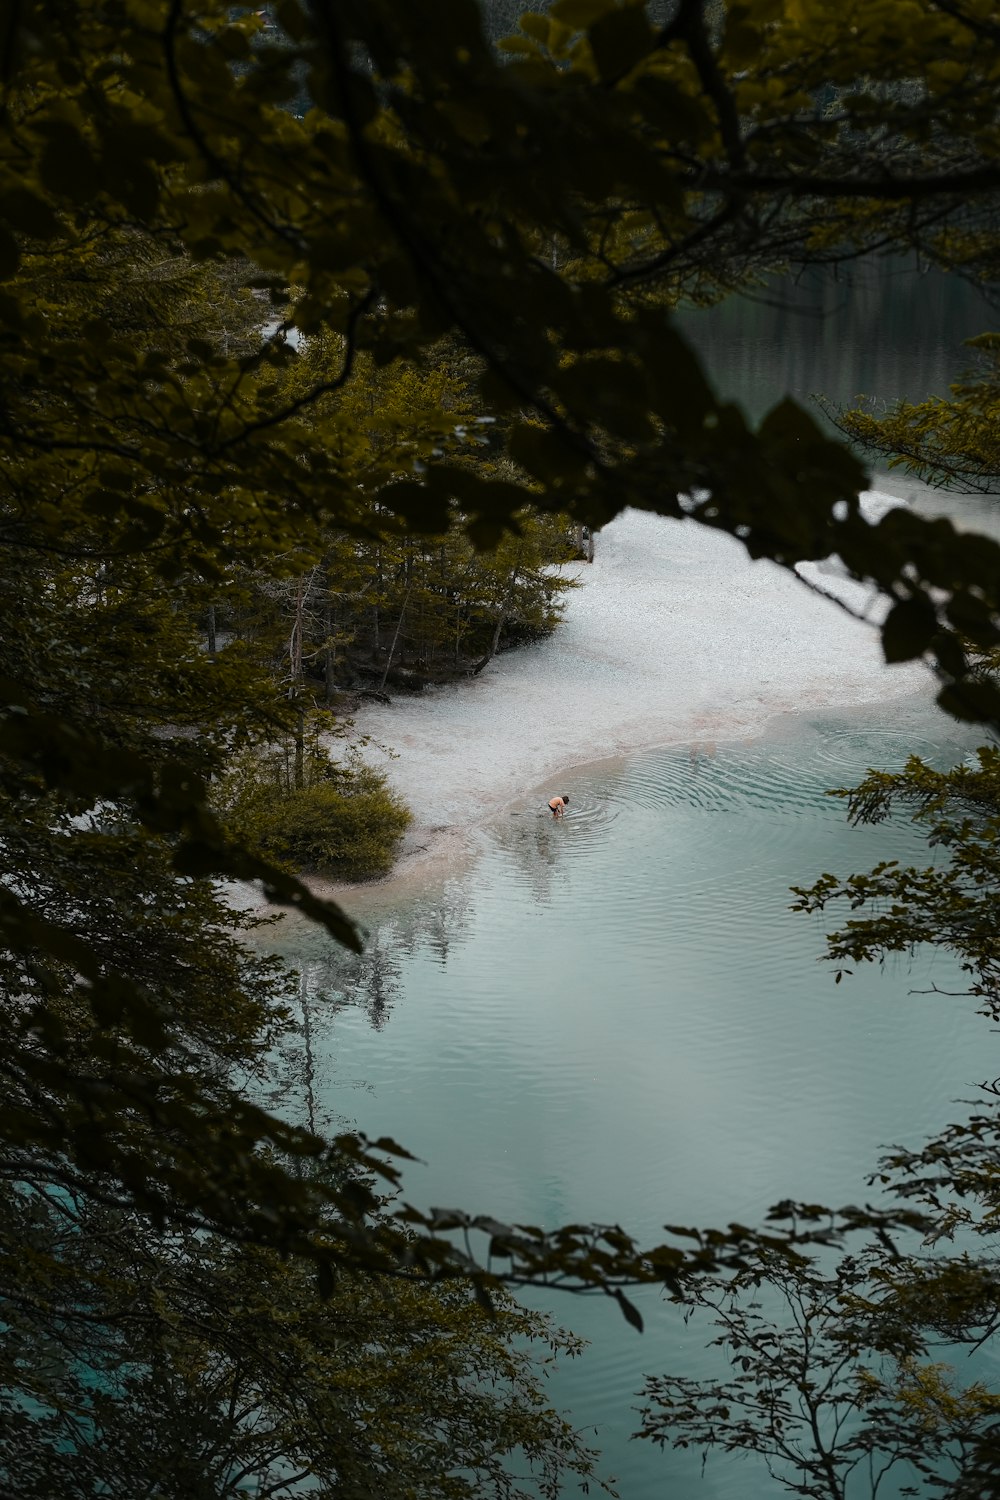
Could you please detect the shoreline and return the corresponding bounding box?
[279,677,948,919]
[232,497,954,919]
[335,502,931,876]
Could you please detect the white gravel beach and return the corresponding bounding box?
[349,496,933,876]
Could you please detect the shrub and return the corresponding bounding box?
[262,768,411,879]
[219,739,411,881]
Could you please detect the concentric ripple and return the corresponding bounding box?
[481,711,980,996]
[813,727,944,775]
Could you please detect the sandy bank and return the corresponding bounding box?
[332,498,931,885]
[227,498,934,917]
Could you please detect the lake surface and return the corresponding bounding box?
[256,257,1000,1497]
[676,255,996,440]
[264,695,992,1498]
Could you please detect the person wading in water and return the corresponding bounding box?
[547,795,569,818]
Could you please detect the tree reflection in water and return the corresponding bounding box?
[268,882,478,1132]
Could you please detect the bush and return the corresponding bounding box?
[219,740,412,881]
[263,769,411,879]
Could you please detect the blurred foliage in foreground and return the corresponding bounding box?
[8,0,1000,1491]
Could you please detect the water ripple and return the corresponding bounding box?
[267,707,985,1500]
[812,728,943,775]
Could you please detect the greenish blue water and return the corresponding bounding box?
[264,697,992,1498]
[258,259,1000,1495]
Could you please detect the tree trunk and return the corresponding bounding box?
[299,970,316,1137]
[206,603,217,659]
[324,575,336,705]
[325,632,336,704]
[471,568,518,676]
[471,611,505,676]
[289,577,305,686]
[289,576,308,788]
[372,543,382,657]
[293,707,305,791]
[378,584,411,691]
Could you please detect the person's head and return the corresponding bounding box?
[561,795,569,804]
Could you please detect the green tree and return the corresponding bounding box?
[217,721,413,880]
[835,335,1000,495]
[9,0,1000,1314]
[792,747,1000,1018]
[16,0,1000,1489]
[9,0,1000,721]
[1,1187,606,1500]
[635,1244,1000,1500]
[4,7,998,1496]
[636,728,1000,1491]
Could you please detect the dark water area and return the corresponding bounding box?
[676,257,996,493]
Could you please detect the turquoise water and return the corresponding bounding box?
[256,259,999,1497]
[264,696,992,1497]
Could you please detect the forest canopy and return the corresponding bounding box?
[6,0,1000,1285]
[6,3,1000,1492]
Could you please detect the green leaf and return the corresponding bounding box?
[614,1287,644,1332]
[881,597,938,663]
[38,124,101,203]
[936,678,1000,723]
[0,226,20,281]
[551,0,614,22]
[588,4,654,81]
[519,12,552,44]
[497,34,544,56]
[2,188,61,240]
[274,0,308,40]
[758,395,827,451]
[509,423,589,484]
[550,0,615,25]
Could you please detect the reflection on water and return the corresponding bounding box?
[676,256,994,438]
[262,697,991,1499]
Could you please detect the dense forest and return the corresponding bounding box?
[6,0,1000,1495]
